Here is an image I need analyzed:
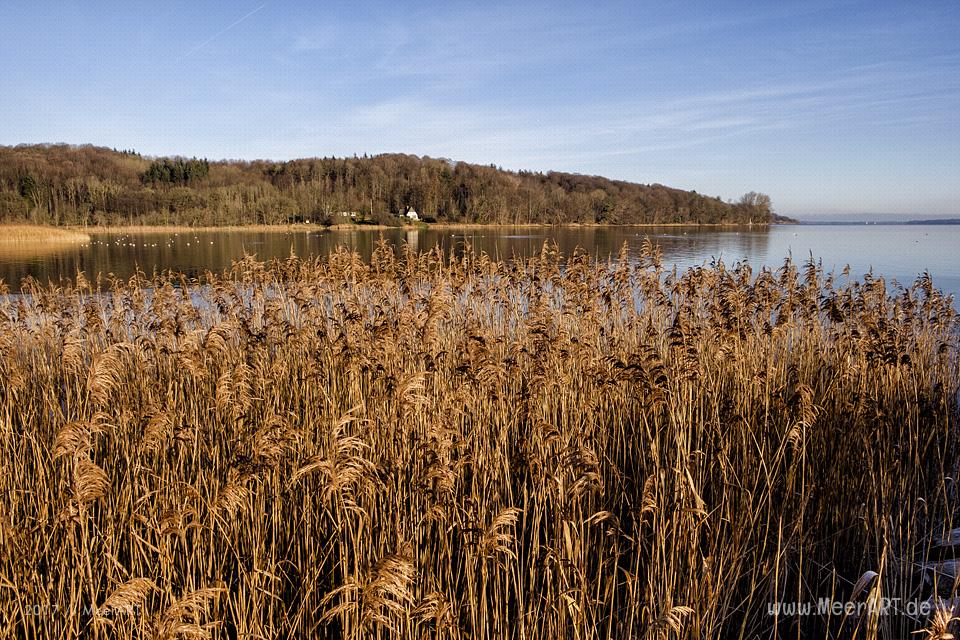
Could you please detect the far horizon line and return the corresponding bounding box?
[793,213,960,221]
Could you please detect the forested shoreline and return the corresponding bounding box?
[0,144,775,227]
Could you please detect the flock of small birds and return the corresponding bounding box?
[85,234,217,249]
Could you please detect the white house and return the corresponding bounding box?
[405,209,420,221]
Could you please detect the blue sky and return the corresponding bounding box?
[1,1,958,217]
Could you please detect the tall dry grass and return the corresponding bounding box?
[0,240,957,639]
[0,225,90,243]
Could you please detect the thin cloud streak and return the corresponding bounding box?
[176,3,267,63]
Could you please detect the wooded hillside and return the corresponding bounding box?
[0,144,773,226]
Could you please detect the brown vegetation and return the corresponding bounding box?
[0,144,773,227]
[0,224,90,243]
[0,242,956,638]
[0,225,90,261]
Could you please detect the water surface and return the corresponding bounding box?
[0,224,957,300]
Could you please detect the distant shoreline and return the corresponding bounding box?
[46,221,786,235]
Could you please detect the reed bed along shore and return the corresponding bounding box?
[0,241,958,639]
[65,221,771,235]
[0,224,90,244]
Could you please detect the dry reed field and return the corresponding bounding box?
[0,225,90,244]
[0,240,958,639]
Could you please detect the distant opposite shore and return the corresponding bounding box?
[2,144,779,229]
[0,219,802,246]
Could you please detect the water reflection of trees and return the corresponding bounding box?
[0,227,773,292]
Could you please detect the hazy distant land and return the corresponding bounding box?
[795,218,960,225]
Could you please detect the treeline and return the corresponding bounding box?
[0,144,774,226]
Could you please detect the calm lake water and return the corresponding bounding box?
[1,224,958,300]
